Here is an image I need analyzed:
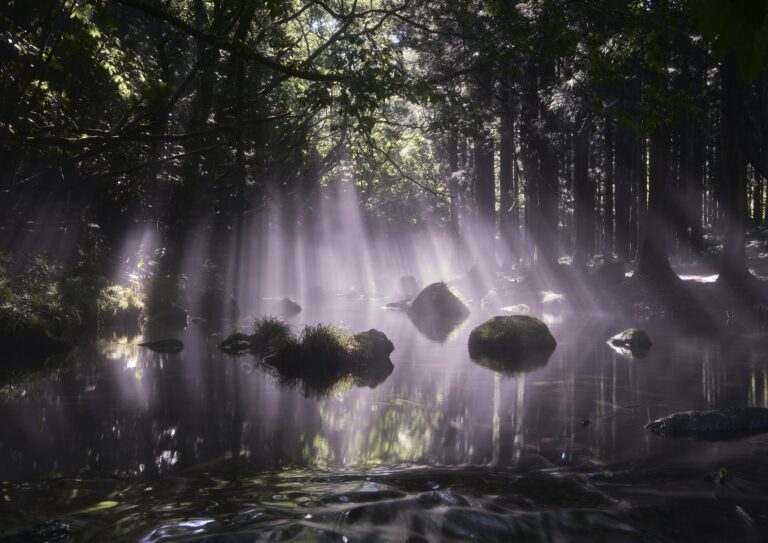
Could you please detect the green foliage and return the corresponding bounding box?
[696,0,768,82]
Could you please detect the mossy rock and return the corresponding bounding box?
[408,282,469,323]
[353,329,395,362]
[609,328,651,357]
[468,316,556,375]
[278,297,302,316]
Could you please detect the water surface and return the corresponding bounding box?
[2,298,768,541]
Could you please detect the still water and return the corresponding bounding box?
[1,297,768,541]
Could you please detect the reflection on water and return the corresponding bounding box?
[2,298,768,540]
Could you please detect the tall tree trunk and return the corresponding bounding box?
[473,69,496,262]
[634,125,677,283]
[499,99,518,266]
[573,112,592,268]
[614,121,633,262]
[603,118,614,260]
[447,130,460,241]
[718,54,752,286]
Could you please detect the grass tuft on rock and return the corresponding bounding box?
[251,316,292,354]
[219,318,394,396]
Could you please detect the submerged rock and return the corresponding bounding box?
[609,328,651,357]
[137,338,183,353]
[645,407,768,438]
[468,316,556,375]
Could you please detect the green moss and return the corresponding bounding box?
[469,316,556,356]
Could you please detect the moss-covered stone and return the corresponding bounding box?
[278,297,302,316]
[408,282,470,323]
[468,316,556,375]
[469,316,556,357]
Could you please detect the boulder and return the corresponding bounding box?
[399,275,420,298]
[137,338,183,353]
[645,407,768,438]
[354,329,395,361]
[468,315,557,363]
[278,297,302,316]
[408,282,470,323]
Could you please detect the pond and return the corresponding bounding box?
[1,297,768,541]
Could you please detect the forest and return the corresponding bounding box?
[2,1,768,541]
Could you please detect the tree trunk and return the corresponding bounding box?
[573,112,592,268]
[718,55,752,286]
[603,118,614,260]
[634,125,678,284]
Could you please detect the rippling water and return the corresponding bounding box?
[1,297,768,541]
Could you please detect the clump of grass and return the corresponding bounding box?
[218,317,292,356]
[251,316,292,354]
[219,319,394,397]
[280,324,360,369]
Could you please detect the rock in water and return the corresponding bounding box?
[278,297,302,316]
[609,328,651,356]
[468,316,556,374]
[645,407,768,438]
[137,338,183,353]
[399,275,420,297]
[408,282,470,323]
[354,329,395,361]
